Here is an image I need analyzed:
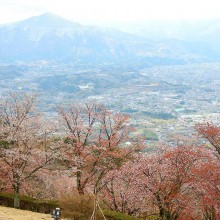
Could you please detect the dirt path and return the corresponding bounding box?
[0,206,52,220]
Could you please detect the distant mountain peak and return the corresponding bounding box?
[38,12,60,18]
[0,13,220,63]
[17,12,82,29]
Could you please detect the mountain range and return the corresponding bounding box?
[0,13,220,64]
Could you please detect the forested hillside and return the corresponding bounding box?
[0,93,219,220]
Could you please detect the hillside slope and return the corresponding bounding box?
[0,206,52,220]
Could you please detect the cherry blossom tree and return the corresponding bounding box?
[140,146,206,220]
[193,150,220,220]
[0,93,57,208]
[101,157,146,216]
[58,102,141,195]
[101,146,213,219]
[196,122,220,156]
[195,122,220,219]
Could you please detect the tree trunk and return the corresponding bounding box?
[155,192,165,220]
[13,184,20,208]
[93,170,105,195]
[76,167,84,194]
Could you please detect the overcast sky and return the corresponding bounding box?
[0,0,220,25]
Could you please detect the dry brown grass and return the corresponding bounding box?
[59,192,103,220]
[0,206,52,220]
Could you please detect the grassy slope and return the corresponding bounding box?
[0,206,52,220]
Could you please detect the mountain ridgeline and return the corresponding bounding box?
[0,13,220,64]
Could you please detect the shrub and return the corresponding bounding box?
[59,192,103,220]
[0,192,58,213]
[60,191,142,220]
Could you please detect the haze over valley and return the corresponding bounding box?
[0,13,219,145]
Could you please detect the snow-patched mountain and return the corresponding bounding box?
[0,13,219,63]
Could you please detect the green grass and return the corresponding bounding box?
[0,192,58,214]
[104,210,140,220]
